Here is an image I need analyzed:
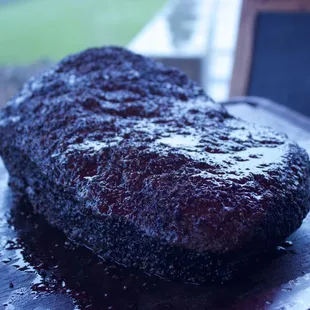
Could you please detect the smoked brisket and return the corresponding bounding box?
[0,47,309,283]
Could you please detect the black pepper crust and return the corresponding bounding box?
[0,46,309,283]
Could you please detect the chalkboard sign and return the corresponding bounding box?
[248,12,310,117]
[230,0,310,117]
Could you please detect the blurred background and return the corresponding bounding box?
[0,0,241,106]
[1,0,310,120]
[0,0,167,64]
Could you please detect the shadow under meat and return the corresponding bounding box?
[4,191,297,310]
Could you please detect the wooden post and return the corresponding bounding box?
[230,0,310,97]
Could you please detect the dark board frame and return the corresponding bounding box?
[230,0,310,98]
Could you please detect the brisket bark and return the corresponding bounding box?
[0,47,309,283]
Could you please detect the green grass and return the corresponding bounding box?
[0,0,166,65]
